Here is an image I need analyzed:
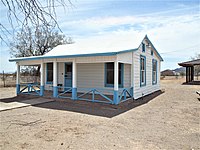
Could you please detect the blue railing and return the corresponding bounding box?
[77,88,114,104]
[57,86,72,98]
[19,83,40,95]
[118,87,133,103]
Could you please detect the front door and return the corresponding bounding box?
[64,63,72,90]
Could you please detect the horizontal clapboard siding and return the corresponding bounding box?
[133,40,160,99]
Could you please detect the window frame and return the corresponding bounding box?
[140,55,146,87]
[46,62,53,84]
[142,43,146,52]
[151,50,154,56]
[104,62,124,88]
[152,59,157,85]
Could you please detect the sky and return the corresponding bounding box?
[0,0,200,72]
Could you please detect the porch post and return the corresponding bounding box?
[40,62,45,96]
[191,66,194,81]
[72,59,77,100]
[16,62,20,95]
[113,60,119,105]
[130,52,134,98]
[53,61,58,97]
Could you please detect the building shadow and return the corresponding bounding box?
[35,90,164,118]
[0,90,164,118]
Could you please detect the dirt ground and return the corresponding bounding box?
[0,78,199,150]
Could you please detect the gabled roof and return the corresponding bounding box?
[178,59,200,67]
[9,35,163,62]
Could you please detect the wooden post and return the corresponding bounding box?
[53,61,58,97]
[191,66,194,81]
[40,62,45,96]
[72,59,77,100]
[113,60,119,105]
[16,63,20,94]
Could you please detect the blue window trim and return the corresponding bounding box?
[46,62,53,84]
[140,55,146,87]
[151,50,153,56]
[104,62,124,88]
[142,43,145,52]
[152,59,157,85]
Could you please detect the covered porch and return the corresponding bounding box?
[178,59,200,84]
[14,54,134,105]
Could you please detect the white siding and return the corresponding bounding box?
[77,63,104,88]
[117,52,132,64]
[133,40,161,99]
[124,64,131,88]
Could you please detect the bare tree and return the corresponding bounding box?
[0,0,72,44]
[10,25,74,75]
[10,25,73,57]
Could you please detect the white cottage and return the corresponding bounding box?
[9,35,163,105]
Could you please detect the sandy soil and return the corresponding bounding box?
[0,78,199,150]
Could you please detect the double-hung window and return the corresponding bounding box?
[46,63,53,83]
[152,59,157,85]
[105,62,123,88]
[142,43,145,52]
[140,55,146,86]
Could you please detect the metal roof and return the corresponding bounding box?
[9,35,163,62]
[178,59,200,67]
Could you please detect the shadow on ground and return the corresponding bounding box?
[182,81,200,85]
[1,90,164,118]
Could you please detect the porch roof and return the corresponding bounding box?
[9,35,163,62]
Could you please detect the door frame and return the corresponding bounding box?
[64,62,73,89]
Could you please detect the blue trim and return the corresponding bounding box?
[77,88,113,104]
[72,88,77,100]
[16,84,20,95]
[9,48,138,62]
[104,63,124,88]
[53,86,58,97]
[40,85,44,96]
[64,62,72,89]
[142,43,145,52]
[151,50,153,56]
[113,90,119,105]
[152,59,158,85]
[140,55,146,87]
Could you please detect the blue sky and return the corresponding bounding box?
[0,0,200,72]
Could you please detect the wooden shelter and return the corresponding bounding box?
[178,59,200,83]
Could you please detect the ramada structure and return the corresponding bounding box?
[9,35,163,105]
[178,59,200,84]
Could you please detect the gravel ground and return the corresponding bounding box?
[0,78,199,150]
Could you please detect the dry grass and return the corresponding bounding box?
[0,78,199,150]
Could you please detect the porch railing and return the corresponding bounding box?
[57,86,72,98]
[77,87,114,104]
[19,83,40,96]
[118,87,133,103]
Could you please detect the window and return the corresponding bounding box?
[151,50,153,56]
[105,62,123,87]
[152,59,157,85]
[46,63,53,83]
[142,43,145,52]
[140,55,146,86]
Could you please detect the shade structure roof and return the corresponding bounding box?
[178,59,200,67]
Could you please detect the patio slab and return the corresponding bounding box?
[0,98,54,112]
